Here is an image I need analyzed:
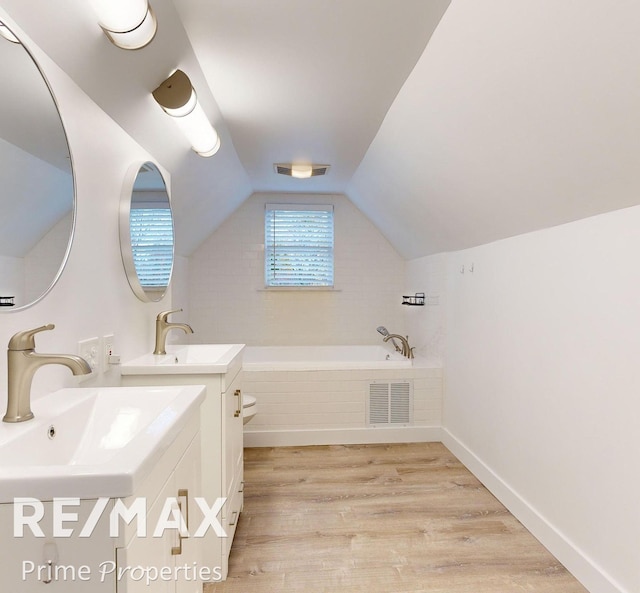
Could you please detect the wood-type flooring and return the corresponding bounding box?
[205,442,588,593]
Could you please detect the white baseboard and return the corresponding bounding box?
[244,425,443,448]
[441,428,627,593]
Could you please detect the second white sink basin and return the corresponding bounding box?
[0,385,205,502]
[121,343,245,375]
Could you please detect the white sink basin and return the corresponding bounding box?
[0,385,205,502]
[121,344,245,375]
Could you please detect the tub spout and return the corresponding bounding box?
[382,333,414,359]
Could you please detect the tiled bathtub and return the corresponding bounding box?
[242,346,443,447]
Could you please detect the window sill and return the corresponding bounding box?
[257,287,342,292]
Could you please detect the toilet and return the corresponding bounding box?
[242,394,257,425]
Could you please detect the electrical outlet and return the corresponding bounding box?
[78,337,99,377]
[102,334,115,373]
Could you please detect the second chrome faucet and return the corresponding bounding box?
[154,309,194,355]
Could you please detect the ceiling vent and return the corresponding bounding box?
[274,164,330,178]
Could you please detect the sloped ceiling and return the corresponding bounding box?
[173,0,450,193]
[3,0,640,260]
[349,0,640,258]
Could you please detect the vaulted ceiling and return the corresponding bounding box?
[173,0,449,194]
[3,0,640,260]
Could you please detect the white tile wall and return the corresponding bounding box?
[188,193,444,447]
[243,367,442,433]
[187,193,407,345]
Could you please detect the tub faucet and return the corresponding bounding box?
[3,324,92,423]
[154,309,194,355]
[377,326,414,359]
[383,334,414,359]
[376,326,401,353]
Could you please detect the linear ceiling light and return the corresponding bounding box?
[0,21,19,43]
[152,70,221,158]
[90,0,157,50]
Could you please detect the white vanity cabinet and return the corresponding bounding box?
[120,344,245,581]
[116,428,202,593]
[0,414,202,593]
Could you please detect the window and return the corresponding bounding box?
[265,203,334,287]
[129,207,174,288]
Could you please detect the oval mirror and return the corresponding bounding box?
[119,162,174,302]
[0,20,75,311]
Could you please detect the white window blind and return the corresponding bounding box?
[265,204,334,287]
[129,207,174,288]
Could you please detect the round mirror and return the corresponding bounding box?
[0,20,75,311]
[119,162,174,302]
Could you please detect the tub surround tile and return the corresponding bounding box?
[243,364,443,446]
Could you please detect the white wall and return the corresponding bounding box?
[164,254,191,347]
[404,253,447,365]
[0,9,174,407]
[0,214,71,308]
[0,136,72,257]
[188,192,406,345]
[0,256,23,305]
[24,212,72,304]
[406,208,640,593]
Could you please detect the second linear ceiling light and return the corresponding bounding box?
[152,70,221,158]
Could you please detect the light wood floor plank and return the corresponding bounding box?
[205,443,588,593]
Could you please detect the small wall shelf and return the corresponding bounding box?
[402,292,425,306]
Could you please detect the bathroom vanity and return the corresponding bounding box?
[0,385,205,592]
[120,344,245,581]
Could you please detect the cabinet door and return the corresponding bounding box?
[173,435,202,593]
[222,373,244,556]
[116,473,175,593]
[116,436,202,593]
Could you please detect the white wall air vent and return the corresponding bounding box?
[274,164,330,177]
[368,381,413,426]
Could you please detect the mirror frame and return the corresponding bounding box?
[0,18,76,312]
[119,161,174,303]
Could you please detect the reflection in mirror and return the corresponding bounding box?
[0,20,75,311]
[119,162,174,302]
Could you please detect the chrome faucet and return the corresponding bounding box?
[154,309,194,355]
[376,326,414,359]
[3,324,92,423]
